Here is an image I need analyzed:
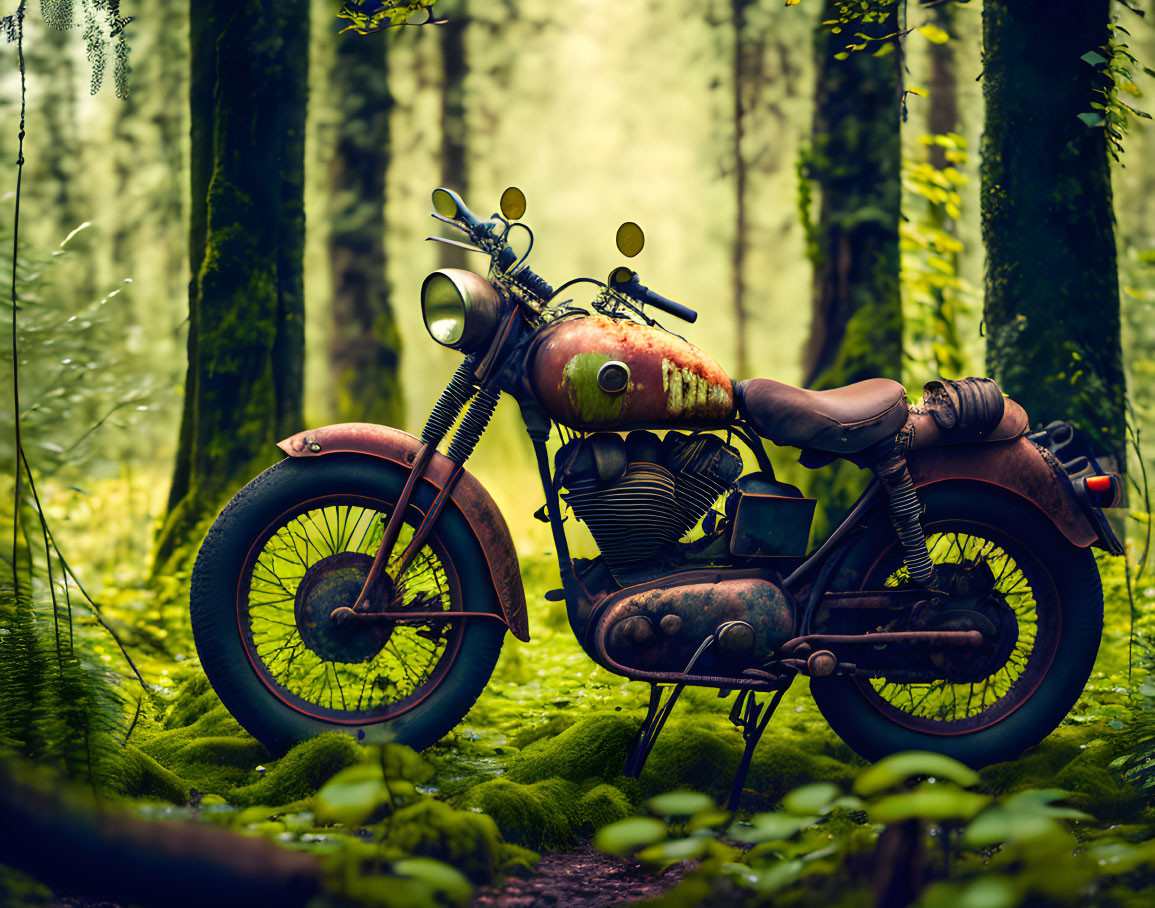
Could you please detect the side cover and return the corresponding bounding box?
[278,423,529,641]
[908,435,1098,548]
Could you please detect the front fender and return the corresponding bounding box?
[908,435,1098,548]
[278,423,529,641]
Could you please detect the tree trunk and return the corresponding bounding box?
[803,1,902,392]
[802,2,903,535]
[981,0,1125,473]
[438,0,469,269]
[157,0,309,567]
[730,0,752,380]
[926,1,958,172]
[327,29,404,427]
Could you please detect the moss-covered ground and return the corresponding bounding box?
[5,550,1155,906]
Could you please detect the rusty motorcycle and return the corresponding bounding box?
[191,187,1122,804]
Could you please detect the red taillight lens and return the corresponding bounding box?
[1083,475,1118,507]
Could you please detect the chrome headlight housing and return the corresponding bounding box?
[421,269,503,352]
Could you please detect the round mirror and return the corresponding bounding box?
[500,186,527,220]
[609,266,634,286]
[432,188,458,219]
[615,222,645,258]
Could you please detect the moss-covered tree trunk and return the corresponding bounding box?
[802,1,902,534]
[327,29,404,427]
[981,0,1125,474]
[730,0,753,380]
[156,0,309,566]
[438,0,469,269]
[803,0,902,391]
[926,0,958,173]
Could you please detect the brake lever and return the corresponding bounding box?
[425,236,488,255]
[430,212,472,235]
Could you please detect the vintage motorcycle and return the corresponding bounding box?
[191,186,1122,805]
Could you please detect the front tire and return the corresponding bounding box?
[191,454,507,755]
[810,481,1103,767]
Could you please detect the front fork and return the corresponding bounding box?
[336,359,501,621]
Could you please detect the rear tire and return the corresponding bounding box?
[810,481,1103,767]
[191,454,507,755]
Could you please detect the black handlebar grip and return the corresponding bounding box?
[610,271,698,324]
[497,246,554,299]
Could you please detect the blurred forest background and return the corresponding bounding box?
[4,0,1155,905]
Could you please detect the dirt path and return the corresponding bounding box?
[471,845,688,908]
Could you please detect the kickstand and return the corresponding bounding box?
[623,636,714,778]
[726,678,794,811]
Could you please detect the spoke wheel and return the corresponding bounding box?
[810,481,1103,768]
[192,453,507,755]
[857,524,1059,734]
[239,496,463,724]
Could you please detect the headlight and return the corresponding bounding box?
[420,269,502,352]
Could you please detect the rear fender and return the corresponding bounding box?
[278,423,529,641]
[907,435,1097,548]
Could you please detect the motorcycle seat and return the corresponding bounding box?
[734,378,908,454]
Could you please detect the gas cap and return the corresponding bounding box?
[596,361,630,394]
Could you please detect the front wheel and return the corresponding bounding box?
[191,453,507,755]
[810,481,1103,767]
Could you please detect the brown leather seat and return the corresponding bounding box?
[735,378,908,454]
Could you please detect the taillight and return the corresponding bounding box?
[1082,474,1118,508]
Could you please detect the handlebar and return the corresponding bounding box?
[609,269,698,324]
[497,244,554,300]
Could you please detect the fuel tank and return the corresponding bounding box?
[528,316,735,430]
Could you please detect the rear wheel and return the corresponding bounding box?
[191,454,507,754]
[810,481,1103,767]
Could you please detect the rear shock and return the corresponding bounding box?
[875,450,938,587]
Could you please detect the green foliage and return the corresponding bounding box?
[599,750,1154,907]
[336,0,439,34]
[1078,23,1152,162]
[901,133,975,385]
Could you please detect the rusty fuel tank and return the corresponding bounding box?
[593,579,795,674]
[528,316,735,430]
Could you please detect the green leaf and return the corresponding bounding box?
[314,763,391,828]
[391,858,472,907]
[1077,112,1107,127]
[1000,789,1092,821]
[854,751,980,796]
[869,782,991,824]
[594,816,668,856]
[636,836,709,865]
[1081,50,1109,67]
[728,811,814,844]
[781,782,841,816]
[919,24,950,44]
[964,806,1061,847]
[645,791,715,817]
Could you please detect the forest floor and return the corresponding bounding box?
[6,551,1155,906]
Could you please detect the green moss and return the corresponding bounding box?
[980,725,1141,822]
[510,714,573,751]
[496,843,540,878]
[458,777,580,850]
[231,733,365,807]
[507,714,638,787]
[109,745,189,805]
[136,699,268,797]
[383,798,503,883]
[576,783,633,832]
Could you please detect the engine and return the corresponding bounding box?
[555,430,742,579]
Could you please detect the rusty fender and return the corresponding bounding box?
[278,423,529,641]
[907,435,1097,548]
